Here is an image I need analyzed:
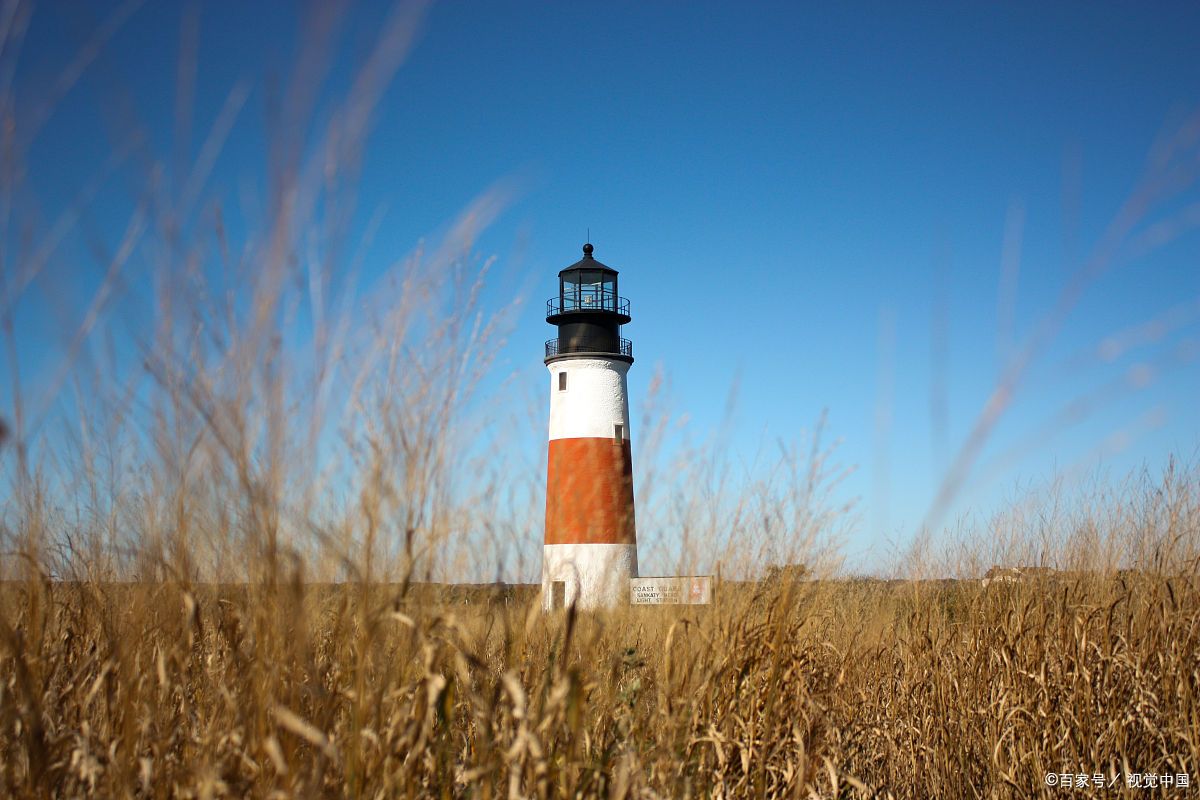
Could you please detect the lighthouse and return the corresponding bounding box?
[542,243,638,610]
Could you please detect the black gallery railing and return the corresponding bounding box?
[546,291,630,318]
[545,336,633,359]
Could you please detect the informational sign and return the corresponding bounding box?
[630,576,713,605]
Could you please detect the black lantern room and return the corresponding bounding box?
[545,243,633,364]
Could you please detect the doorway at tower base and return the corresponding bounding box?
[541,543,638,611]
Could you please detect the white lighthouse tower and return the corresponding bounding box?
[542,243,638,610]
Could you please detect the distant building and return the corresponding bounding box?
[765,564,809,583]
[981,565,1057,587]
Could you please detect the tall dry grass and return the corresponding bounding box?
[0,471,1198,797]
[2,2,1200,797]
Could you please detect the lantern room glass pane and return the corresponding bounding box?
[555,268,620,314]
[580,273,598,308]
[562,272,580,311]
[571,270,610,310]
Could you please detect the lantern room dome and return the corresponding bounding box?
[558,242,619,277]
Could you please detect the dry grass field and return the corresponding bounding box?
[1,507,1198,798]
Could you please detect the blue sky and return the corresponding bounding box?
[6,1,1200,572]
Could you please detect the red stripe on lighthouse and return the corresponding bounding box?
[545,437,636,545]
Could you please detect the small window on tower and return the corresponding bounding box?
[558,372,567,391]
[614,423,623,442]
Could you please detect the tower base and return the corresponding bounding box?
[541,543,638,610]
